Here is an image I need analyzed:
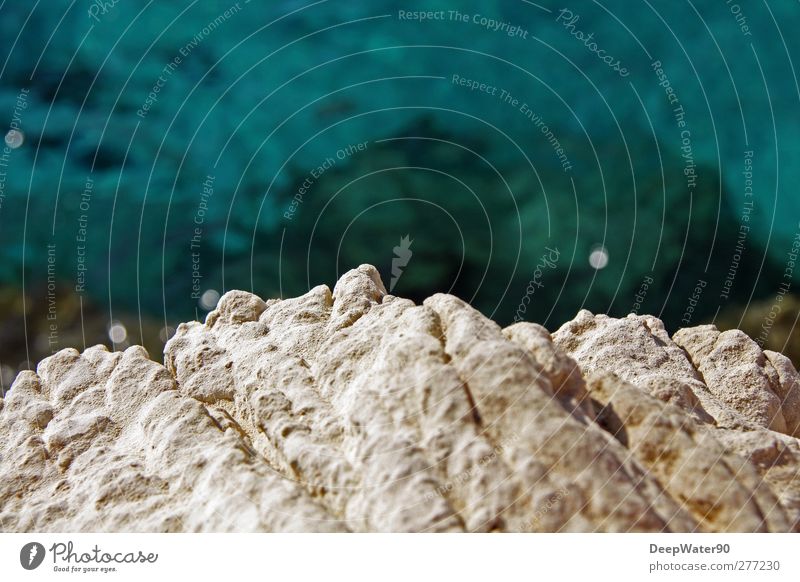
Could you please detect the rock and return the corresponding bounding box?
[552,311,716,425]
[553,311,800,528]
[1,266,799,532]
[764,350,800,436]
[584,372,789,532]
[673,326,800,435]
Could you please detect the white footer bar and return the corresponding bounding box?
[1,533,797,581]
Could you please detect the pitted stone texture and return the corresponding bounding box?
[673,325,800,436]
[552,311,717,425]
[503,322,595,422]
[586,371,790,532]
[553,311,800,527]
[764,351,800,436]
[0,346,342,532]
[2,268,799,532]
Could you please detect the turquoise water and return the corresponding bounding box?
[0,0,798,363]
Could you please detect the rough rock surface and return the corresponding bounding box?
[2,265,799,532]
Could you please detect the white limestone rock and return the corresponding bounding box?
[2,267,799,532]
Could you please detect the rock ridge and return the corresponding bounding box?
[1,265,799,532]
